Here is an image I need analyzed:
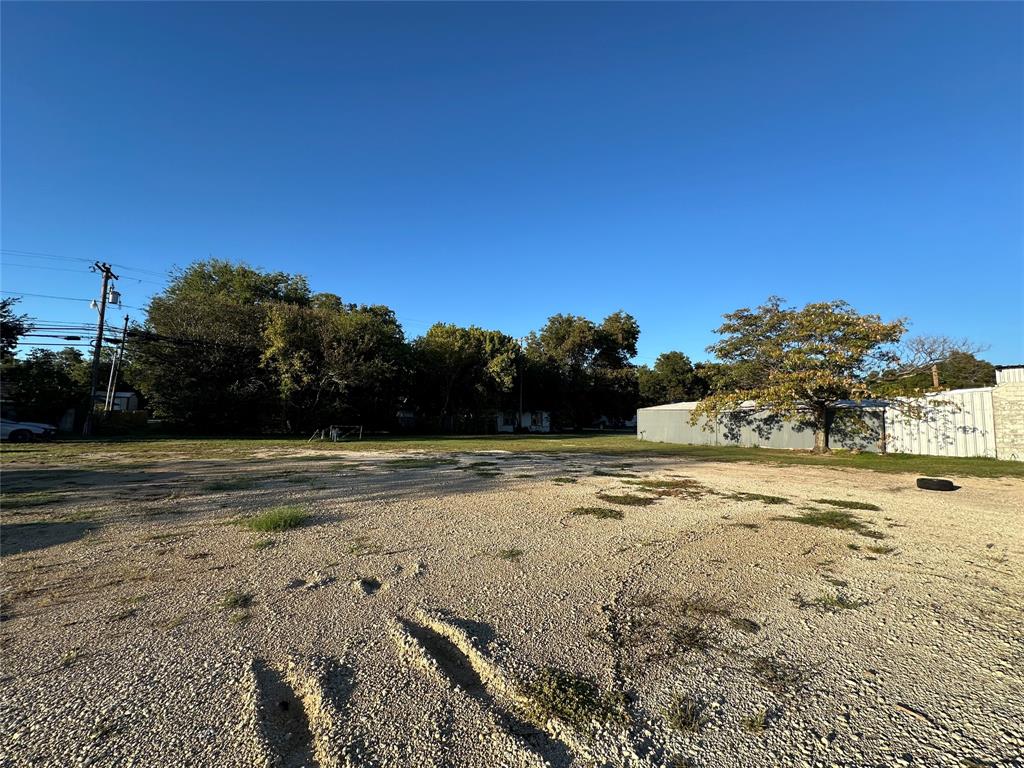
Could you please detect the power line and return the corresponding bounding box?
[0,249,168,280]
[0,260,165,285]
[0,290,146,311]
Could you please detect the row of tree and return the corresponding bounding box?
[0,262,996,449]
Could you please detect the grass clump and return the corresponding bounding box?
[742,708,770,734]
[726,492,789,505]
[497,547,524,561]
[811,498,881,511]
[386,457,458,469]
[251,538,275,550]
[773,509,884,539]
[203,477,257,492]
[239,506,307,532]
[593,468,638,478]
[518,667,627,729]
[0,490,62,510]
[624,478,712,499]
[552,476,578,484]
[595,492,658,507]
[571,506,624,520]
[665,694,708,733]
[229,610,252,625]
[220,589,253,611]
[795,592,868,612]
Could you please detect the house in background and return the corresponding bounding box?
[110,391,140,412]
[496,410,551,433]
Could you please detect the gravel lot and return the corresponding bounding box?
[2,449,1022,767]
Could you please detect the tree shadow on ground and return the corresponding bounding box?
[2,521,99,554]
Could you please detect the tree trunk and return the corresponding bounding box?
[812,405,830,454]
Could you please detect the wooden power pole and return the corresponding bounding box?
[83,262,119,436]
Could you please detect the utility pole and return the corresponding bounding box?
[83,262,119,436]
[517,336,528,432]
[104,314,130,412]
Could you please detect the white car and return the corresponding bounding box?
[0,419,57,442]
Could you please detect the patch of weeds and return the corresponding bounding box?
[60,648,82,668]
[866,544,896,555]
[847,543,861,551]
[729,617,761,634]
[751,654,807,693]
[514,473,534,478]
[730,522,760,530]
[593,468,639,478]
[624,478,713,499]
[229,610,252,625]
[386,457,458,469]
[667,622,719,658]
[552,476,578,484]
[251,538,275,550]
[238,506,307,532]
[518,667,627,730]
[497,547,524,561]
[795,592,868,612]
[1,490,62,509]
[570,506,624,520]
[220,589,253,611]
[595,492,658,507]
[742,708,770,734]
[473,469,501,478]
[203,477,257,492]
[665,694,708,733]
[726,492,790,505]
[811,498,881,512]
[773,509,884,539]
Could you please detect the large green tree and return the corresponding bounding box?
[637,351,712,406]
[3,347,92,425]
[1,298,31,360]
[692,297,907,453]
[411,323,517,431]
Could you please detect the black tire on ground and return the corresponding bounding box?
[916,477,957,492]
[8,430,32,443]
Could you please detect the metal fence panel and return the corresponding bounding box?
[884,389,996,458]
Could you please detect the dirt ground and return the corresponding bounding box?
[1,449,1022,768]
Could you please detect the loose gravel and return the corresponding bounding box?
[1,449,1022,767]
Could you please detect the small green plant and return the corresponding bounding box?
[497,547,524,561]
[726,492,790,505]
[595,492,658,507]
[570,506,623,520]
[742,708,770,733]
[774,509,884,538]
[811,498,881,511]
[239,506,307,532]
[229,610,252,625]
[552,476,578,484]
[518,667,627,729]
[251,538,275,550]
[750,654,807,693]
[665,694,707,733]
[220,589,253,611]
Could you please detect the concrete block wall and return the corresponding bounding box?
[993,381,1024,462]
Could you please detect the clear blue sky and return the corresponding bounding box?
[2,1,1022,365]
